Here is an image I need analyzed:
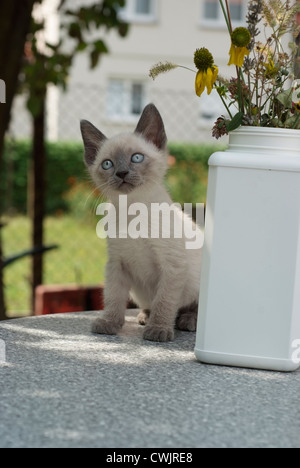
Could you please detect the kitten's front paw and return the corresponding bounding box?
[143,325,174,342]
[137,309,150,326]
[176,303,198,332]
[92,318,122,336]
[176,312,197,332]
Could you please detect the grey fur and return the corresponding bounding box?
[81,104,202,342]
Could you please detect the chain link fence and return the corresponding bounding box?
[2,208,108,317]
[54,83,217,142]
[3,83,222,316]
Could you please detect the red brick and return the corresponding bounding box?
[35,284,105,316]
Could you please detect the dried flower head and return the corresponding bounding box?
[228,78,250,101]
[149,62,179,80]
[212,116,229,139]
[194,48,215,71]
[246,0,263,52]
[231,27,252,48]
[262,0,300,36]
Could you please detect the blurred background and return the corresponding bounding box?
[0,0,257,318]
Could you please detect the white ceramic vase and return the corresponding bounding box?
[195,126,300,372]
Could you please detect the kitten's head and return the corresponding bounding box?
[80,104,168,200]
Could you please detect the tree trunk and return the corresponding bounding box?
[0,0,36,166]
[0,0,35,321]
[30,97,46,314]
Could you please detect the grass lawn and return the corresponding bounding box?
[2,215,107,317]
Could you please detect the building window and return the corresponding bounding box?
[107,80,146,120]
[202,0,245,26]
[204,0,218,20]
[119,0,156,23]
[136,0,152,14]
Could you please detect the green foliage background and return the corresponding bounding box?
[0,140,226,216]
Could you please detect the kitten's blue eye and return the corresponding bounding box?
[101,160,113,170]
[131,153,145,163]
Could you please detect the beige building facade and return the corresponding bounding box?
[10,0,247,143]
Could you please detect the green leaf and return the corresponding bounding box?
[27,96,43,117]
[89,41,109,68]
[118,22,129,38]
[30,18,44,35]
[68,22,82,41]
[225,112,244,132]
[277,89,293,108]
[76,41,88,52]
[93,40,109,53]
[285,115,300,129]
[90,49,100,69]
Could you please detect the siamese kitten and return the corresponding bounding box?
[80,104,202,342]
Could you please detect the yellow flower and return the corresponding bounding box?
[228,44,250,67]
[264,60,279,79]
[195,66,219,97]
[294,102,300,113]
[194,48,218,96]
[228,27,251,68]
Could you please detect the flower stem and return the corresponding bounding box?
[219,0,244,114]
[216,86,234,119]
[236,68,244,113]
[224,0,233,33]
[219,0,232,35]
[178,65,197,74]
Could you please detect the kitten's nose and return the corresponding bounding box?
[116,171,129,180]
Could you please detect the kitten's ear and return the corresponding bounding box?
[80,120,107,166]
[135,104,167,150]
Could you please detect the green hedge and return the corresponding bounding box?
[1,140,87,215]
[167,142,227,204]
[0,140,226,215]
[168,142,227,165]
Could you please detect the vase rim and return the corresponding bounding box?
[211,124,300,171]
[231,126,300,137]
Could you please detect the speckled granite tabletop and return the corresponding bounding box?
[0,310,299,448]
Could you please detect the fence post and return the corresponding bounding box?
[30,96,46,314]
